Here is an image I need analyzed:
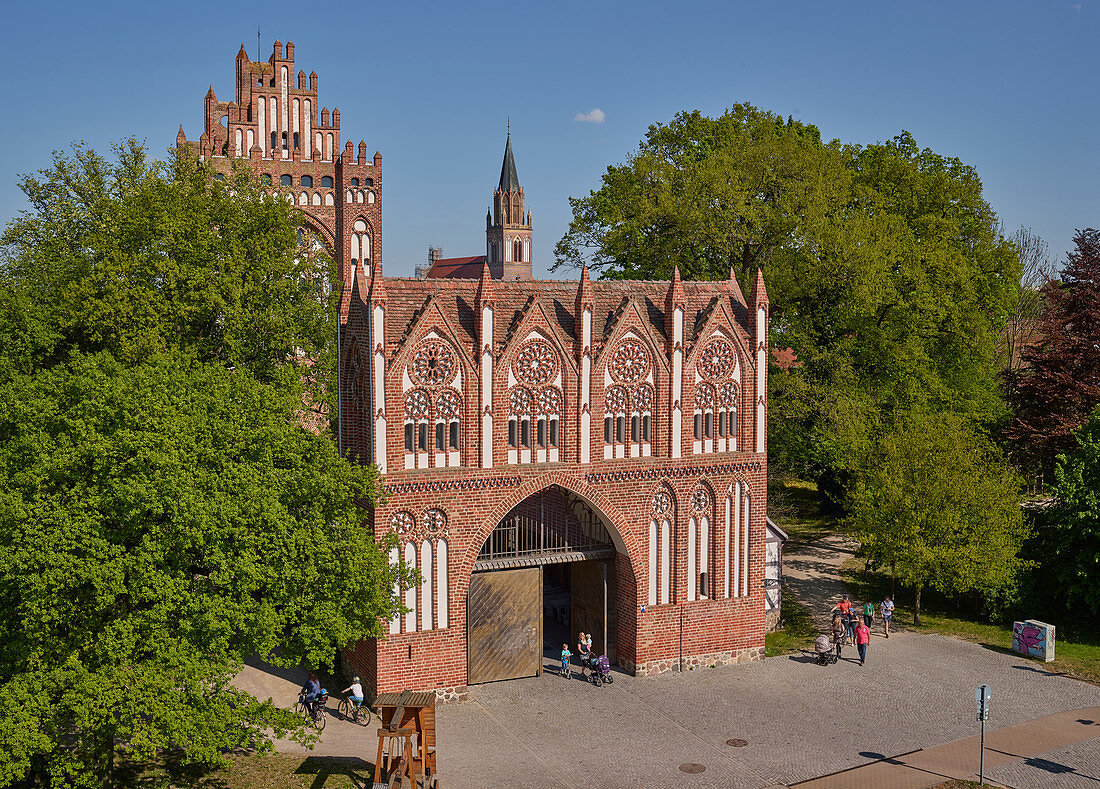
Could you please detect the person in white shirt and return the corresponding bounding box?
[341,676,365,708]
[881,596,895,638]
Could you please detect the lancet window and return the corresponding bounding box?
[604,337,654,459]
[694,337,741,454]
[647,488,673,606]
[403,338,462,469]
[388,510,449,635]
[507,339,562,464]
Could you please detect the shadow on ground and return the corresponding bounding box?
[294,756,375,789]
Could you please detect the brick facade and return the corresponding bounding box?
[341,245,771,697]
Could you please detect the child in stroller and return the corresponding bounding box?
[588,653,614,686]
[814,634,838,665]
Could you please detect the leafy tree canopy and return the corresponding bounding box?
[1039,405,1100,619]
[1005,228,1100,477]
[844,412,1029,624]
[0,141,409,786]
[555,106,1021,476]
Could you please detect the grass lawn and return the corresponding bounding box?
[118,752,375,788]
[839,557,1100,686]
[217,753,372,789]
[765,591,818,656]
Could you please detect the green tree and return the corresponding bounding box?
[844,412,1029,624]
[555,107,1020,480]
[1039,405,1100,619]
[0,142,411,786]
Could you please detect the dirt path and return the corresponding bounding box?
[781,531,859,633]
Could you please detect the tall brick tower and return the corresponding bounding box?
[177,40,381,296]
[485,133,532,280]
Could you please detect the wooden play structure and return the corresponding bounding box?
[372,690,437,788]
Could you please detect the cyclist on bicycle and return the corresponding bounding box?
[341,676,365,710]
[300,671,322,716]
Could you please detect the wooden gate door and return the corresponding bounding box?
[467,567,542,685]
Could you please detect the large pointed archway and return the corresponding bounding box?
[467,485,626,685]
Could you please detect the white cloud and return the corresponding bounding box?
[573,108,606,124]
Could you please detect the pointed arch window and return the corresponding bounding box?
[604,338,654,458]
[404,385,462,469]
[649,489,673,605]
[507,340,562,464]
[351,219,371,275]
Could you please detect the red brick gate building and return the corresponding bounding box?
[339,141,770,698]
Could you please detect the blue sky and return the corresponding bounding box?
[1,1,1096,278]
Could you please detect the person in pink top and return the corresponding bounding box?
[854,620,870,666]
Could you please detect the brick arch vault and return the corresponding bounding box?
[459,470,643,677]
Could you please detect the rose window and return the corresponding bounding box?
[610,339,649,384]
[536,386,561,415]
[509,387,532,415]
[695,384,716,409]
[633,383,653,412]
[393,511,414,537]
[691,488,712,513]
[412,340,455,386]
[423,508,447,537]
[699,339,735,381]
[605,385,628,413]
[513,341,557,386]
[404,389,429,418]
[436,389,460,419]
[652,490,672,515]
[719,383,738,407]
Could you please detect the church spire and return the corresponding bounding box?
[499,131,520,192]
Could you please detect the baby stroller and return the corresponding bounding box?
[814,635,838,665]
[588,654,614,686]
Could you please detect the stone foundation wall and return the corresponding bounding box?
[622,645,764,677]
[434,685,470,704]
[765,607,781,633]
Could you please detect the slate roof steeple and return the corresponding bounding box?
[499,132,520,192]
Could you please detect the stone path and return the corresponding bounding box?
[781,530,860,632]
[792,706,1100,788]
[236,629,1100,788]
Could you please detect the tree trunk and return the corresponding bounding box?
[914,584,922,627]
[891,561,896,598]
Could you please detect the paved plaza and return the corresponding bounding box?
[239,629,1100,788]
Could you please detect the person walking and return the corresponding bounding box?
[881,595,894,638]
[560,643,572,677]
[845,607,857,644]
[832,613,846,659]
[577,632,591,678]
[862,600,875,630]
[855,619,870,666]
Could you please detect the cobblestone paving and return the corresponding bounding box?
[987,737,1100,789]
[435,632,1100,789]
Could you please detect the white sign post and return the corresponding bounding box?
[975,684,992,784]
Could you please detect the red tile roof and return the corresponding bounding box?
[426,256,487,279]
[359,275,755,364]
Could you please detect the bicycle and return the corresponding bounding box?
[337,695,375,727]
[295,692,328,731]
